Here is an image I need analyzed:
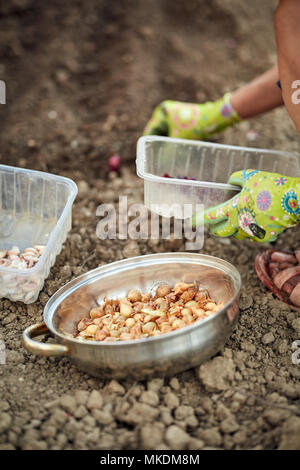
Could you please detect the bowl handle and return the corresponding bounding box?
[23,321,69,357]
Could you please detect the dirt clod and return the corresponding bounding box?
[292,318,300,333]
[262,332,275,345]
[165,425,190,450]
[147,378,164,392]
[199,356,236,392]
[140,391,160,407]
[60,395,77,414]
[220,417,239,434]
[0,413,12,433]
[164,392,180,410]
[105,380,125,395]
[121,403,159,425]
[196,427,223,447]
[87,390,103,410]
[278,417,300,450]
[140,423,165,450]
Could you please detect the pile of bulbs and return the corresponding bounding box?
[76,282,224,342]
[0,245,46,269]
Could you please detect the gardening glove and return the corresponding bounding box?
[143,93,241,139]
[192,170,300,243]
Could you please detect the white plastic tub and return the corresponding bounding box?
[136,136,300,218]
[0,164,77,303]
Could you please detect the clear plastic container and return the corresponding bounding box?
[136,136,300,218]
[0,164,77,303]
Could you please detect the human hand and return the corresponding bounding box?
[193,170,300,242]
[143,93,240,139]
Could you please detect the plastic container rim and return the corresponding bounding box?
[136,135,299,191]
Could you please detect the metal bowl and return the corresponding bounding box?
[23,253,241,379]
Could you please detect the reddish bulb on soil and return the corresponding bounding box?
[108,154,121,172]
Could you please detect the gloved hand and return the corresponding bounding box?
[192,170,300,242]
[143,93,241,139]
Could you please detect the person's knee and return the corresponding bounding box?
[275,0,300,32]
[274,2,281,31]
[274,0,300,64]
[274,0,286,33]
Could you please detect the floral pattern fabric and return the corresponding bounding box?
[143,93,240,140]
[193,170,300,243]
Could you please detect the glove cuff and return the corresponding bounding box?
[202,93,241,137]
[280,176,300,225]
[294,178,300,221]
[219,92,241,124]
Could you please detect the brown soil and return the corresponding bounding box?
[0,0,300,451]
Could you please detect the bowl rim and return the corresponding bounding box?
[44,252,241,347]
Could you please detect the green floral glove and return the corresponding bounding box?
[143,93,241,139]
[193,170,300,243]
